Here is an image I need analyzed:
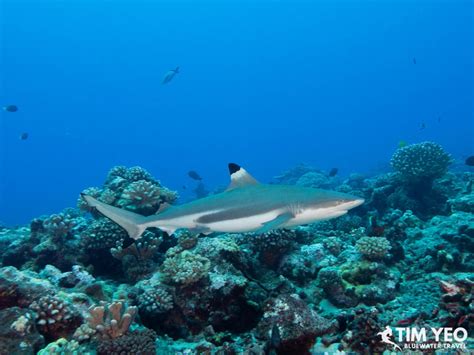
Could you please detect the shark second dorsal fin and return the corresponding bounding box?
[226,163,259,191]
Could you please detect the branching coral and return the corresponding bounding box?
[391,141,451,182]
[162,250,211,286]
[43,213,76,241]
[117,180,163,213]
[81,218,127,251]
[356,236,391,261]
[135,286,174,315]
[86,301,137,340]
[110,231,162,261]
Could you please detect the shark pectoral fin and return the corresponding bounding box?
[256,212,294,234]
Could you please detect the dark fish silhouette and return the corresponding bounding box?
[3,105,18,112]
[465,156,474,166]
[187,170,202,181]
[20,132,29,140]
[162,66,179,84]
[328,168,338,177]
[413,57,416,64]
[420,122,426,130]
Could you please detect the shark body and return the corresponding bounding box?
[82,163,364,239]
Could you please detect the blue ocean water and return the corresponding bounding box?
[1,0,472,225]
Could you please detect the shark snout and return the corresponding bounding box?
[338,197,365,210]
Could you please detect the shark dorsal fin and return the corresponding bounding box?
[226,163,259,191]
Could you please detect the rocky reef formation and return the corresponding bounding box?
[0,143,473,354]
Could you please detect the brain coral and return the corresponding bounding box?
[391,141,451,182]
[356,236,391,261]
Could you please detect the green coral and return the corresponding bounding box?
[391,141,451,182]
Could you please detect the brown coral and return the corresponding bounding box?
[86,301,137,340]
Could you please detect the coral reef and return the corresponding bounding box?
[391,141,451,183]
[30,295,82,341]
[355,236,391,261]
[0,148,472,353]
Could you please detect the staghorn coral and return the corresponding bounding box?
[391,141,451,183]
[96,328,157,355]
[86,301,137,340]
[356,236,391,261]
[29,295,81,341]
[162,250,211,286]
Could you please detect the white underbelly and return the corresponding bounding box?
[205,210,281,233]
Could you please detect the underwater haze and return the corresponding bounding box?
[1,0,473,225]
[1,1,474,354]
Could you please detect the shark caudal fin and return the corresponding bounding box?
[81,194,149,240]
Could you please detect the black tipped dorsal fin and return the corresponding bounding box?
[226,163,259,191]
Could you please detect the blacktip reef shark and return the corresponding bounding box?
[82,163,364,240]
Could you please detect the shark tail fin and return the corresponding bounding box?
[81,194,149,240]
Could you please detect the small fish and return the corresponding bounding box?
[328,168,338,177]
[420,122,426,130]
[188,170,202,181]
[398,140,408,148]
[465,156,474,166]
[20,132,29,140]
[437,116,441,123]
[162,66,179,84]
[413,57,417,64]
[3,105,18,112]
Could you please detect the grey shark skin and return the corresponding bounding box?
[82,163,364,239]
